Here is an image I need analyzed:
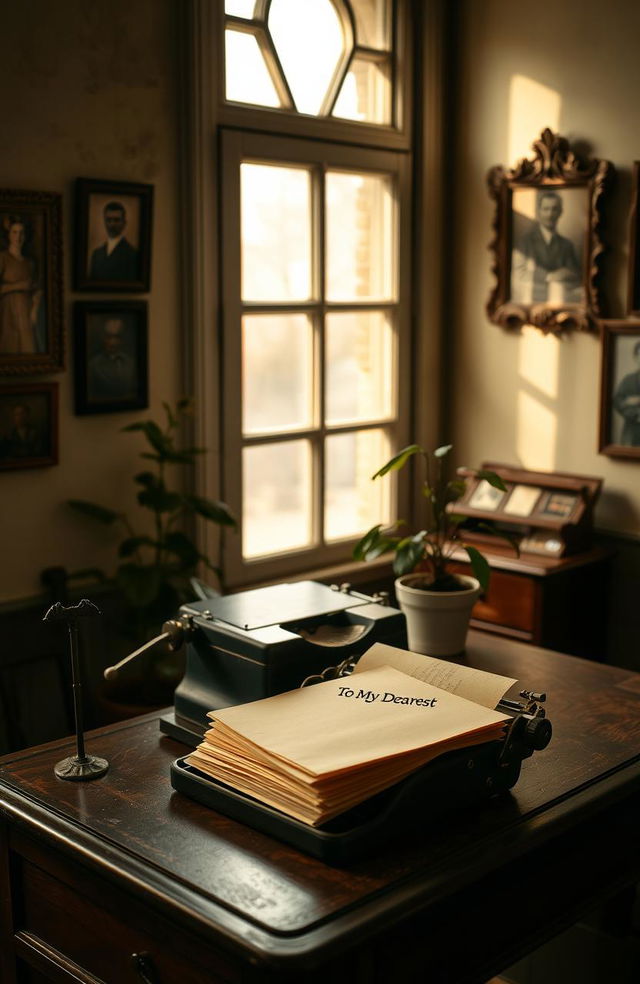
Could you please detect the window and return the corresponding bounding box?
[224,0,394,125]
[202,0,414,585]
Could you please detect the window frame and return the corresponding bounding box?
[220,130,412,586]
[177,0,449,591]
[216,0,413,152]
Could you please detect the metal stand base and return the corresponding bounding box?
[54,755,109,781]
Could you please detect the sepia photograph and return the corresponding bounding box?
[74,301,148,415]
[0,190,63,375]
[74,178,153,292]
[510,186,588,307]
[599,320,640,458]
[487,129,612,333]
[0,382,58,469]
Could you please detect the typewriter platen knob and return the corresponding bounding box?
[525,716,552,751]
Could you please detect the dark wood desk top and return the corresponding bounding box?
[3,632,640,976]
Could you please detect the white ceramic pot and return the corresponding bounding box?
[394,573,481,657]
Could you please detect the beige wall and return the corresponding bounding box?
[0,0,181,605]
[452,0,640,537]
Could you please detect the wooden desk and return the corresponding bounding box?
[2,633,640,984]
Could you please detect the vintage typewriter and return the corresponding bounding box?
[105,580,407,745]
[106,580,552,862]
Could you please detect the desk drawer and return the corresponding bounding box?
[450,564,538,635]
[14,853,237,984]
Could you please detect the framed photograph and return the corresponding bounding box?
[628,162,640,316]
[487,129,613,334]
[0,382,58,470]
[74,178,153,292]
[599,320,640,459]
[73,301,148,415]
[0,189,63,376]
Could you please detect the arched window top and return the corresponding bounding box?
[224,0,393,126]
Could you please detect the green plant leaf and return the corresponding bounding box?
[134,471,158,488]
[393,537,425,576]
[353,524,384,560]
[122,420,171,457]
[372,445,423,479]
[67,500,119,524]
[162,401,177,429]
[183,494,237,528]
[118,536,156,558]
[163,530,201,569]
[433,444,453,458]
[463,545,491,593]
[476,469,508,492]
[137,485,183,513]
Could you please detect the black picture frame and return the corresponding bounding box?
[0,189,64,376]
[487,129,613,334]
[74,178,153,292]
[599,319,640,459]
[73,301,148,415]
[0,382,58,470]
[628,162,640,316]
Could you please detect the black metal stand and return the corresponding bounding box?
[43,599,109,781]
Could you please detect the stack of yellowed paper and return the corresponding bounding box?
[186,644,516,827]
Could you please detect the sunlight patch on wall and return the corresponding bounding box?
[516,390,558,471]
[508,75,561,165]
[518,327,560,400]
[509,78,562,471]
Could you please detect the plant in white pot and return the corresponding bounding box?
[353,444,512,657]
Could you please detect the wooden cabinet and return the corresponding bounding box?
[447,544,612,660]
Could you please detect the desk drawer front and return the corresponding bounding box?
[450,564,538,634]
[15,854,236,984]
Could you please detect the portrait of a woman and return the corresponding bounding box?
[0,214,43,354]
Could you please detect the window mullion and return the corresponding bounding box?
[315,164,327,548]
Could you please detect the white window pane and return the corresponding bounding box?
[225,30,282,108]
[268,0,346,115]
[351,0,390,48]
[326,170,396,302]
[332,57,391,125]
[225,0,256,17]
[325,311,393,424]
[243,441,313,557]
[224,0,256,20]
[241,163,312,302]
[325,429,391,541]
[243,314,314,435]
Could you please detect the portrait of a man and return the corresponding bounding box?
[0,385,56,469]
[75,179,153,292]
[86,315,138,403]
[74,301,148,415]
[612,338,640,447]
[510,188,586,307]
[87,199,140,283]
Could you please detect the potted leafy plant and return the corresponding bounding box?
[67,399,237,699]
[353,443,510,657]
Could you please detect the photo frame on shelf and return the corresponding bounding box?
[73,300,148,415]
[0,189,64,376]
[487,129,613,334]
[74,178,153,292]
[627,161,640,316]
[599,319,640,459]
[0,382,58,470]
